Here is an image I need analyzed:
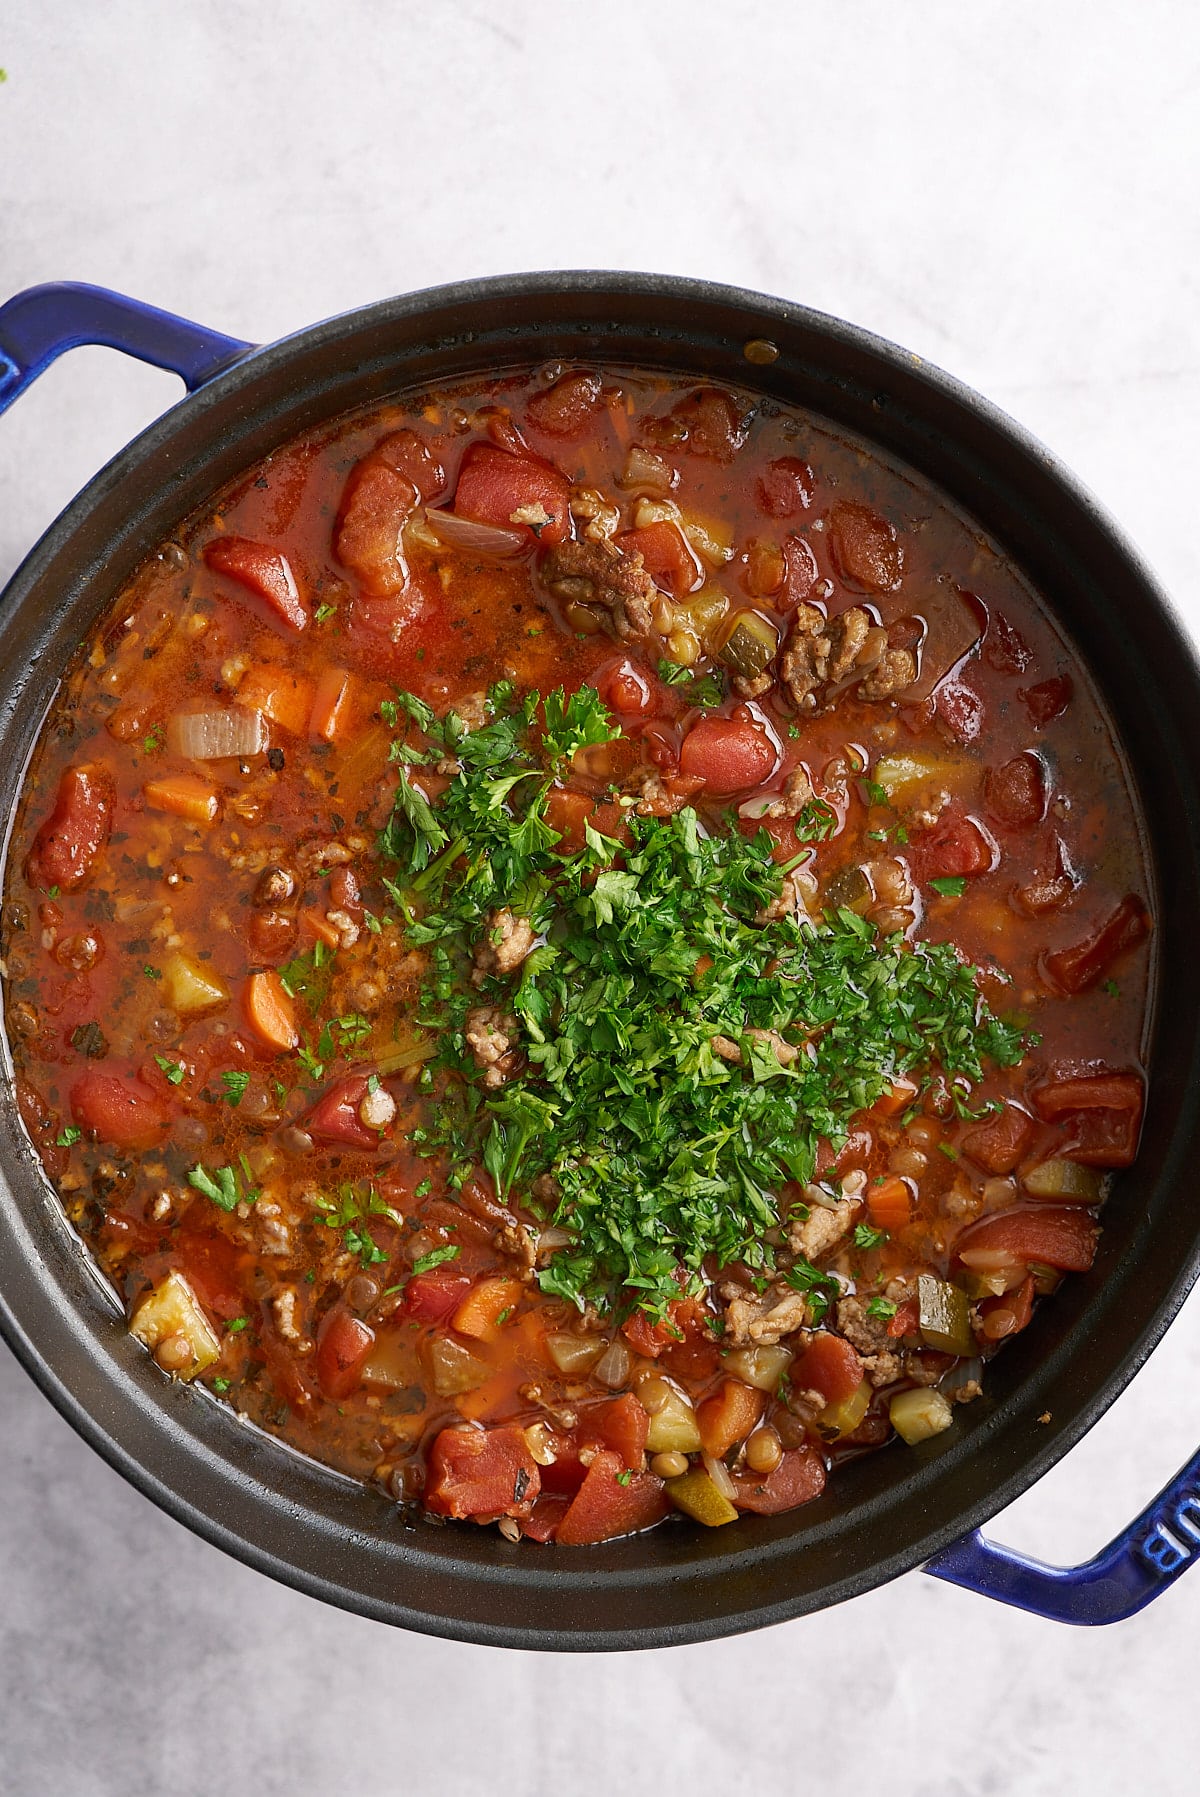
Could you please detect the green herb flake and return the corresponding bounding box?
[412,1244,462,1274]
[314,601,338,624]
[853,1223,888,1251]
[55,1125,82,1147]
[225,1316,249,1334]
[616,1469,634,1487]
[154,1055,185,1086]
[211,1377,231,1394]
[1103,979,1120,998]
[221,1070,251,1107]
[187,1163,257,1211]
[866,1297,898,1320]
[929,876,967,899]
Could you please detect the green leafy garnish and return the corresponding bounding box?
[154,1055,185,1086]
[411,1243,462,1274]
[55,1125,82,1147]
[314,1183,403,1268]
[187,1163,257,1212]
[866,1297,898,1320]
[853,1223,888,1251]
[929,876,967,898]
[220,1070,251,1107]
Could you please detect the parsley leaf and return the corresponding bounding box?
[412,1243,462,1274]
[853,1223,888,1250]
[154,1055,185,1086]
[929,876,967,898]
[187,1163,257,1211]
[220,1070,251,1107]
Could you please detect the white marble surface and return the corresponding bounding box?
[2,3,1199,1790]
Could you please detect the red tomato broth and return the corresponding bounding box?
[1,363,1152,1543]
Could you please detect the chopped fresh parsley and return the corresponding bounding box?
[380,686,1032,1319]
[314,601,338,624]
[616,1469,634,1486]
[1103,979,1120,998]
[929,876,967,898]
[866,1297,898,1320]
[411,1243,462,1274]
[795,799,838,844]
[55,1125,82,1147]
[781,1256,841,1326]
[225,1316,249,1334]
[220,1069,251,1107]
[142,725,165,754]
[212,1377,231,1394]
[143,963,162,981]
[154,1055,185,1086]
[853,1223,888,1251]
[187,1162,257,1212]
[314,1182,403,1268]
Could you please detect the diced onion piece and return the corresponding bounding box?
[619,444,675,494]
[428,1336,490,1396]
[681,516,734,567]
[722,1343,793,1391]
[592,1339,632,1389]
[424,506,526,557]
[1022,1159,1104,1201]
[523,1422,559,1466]
[890,1387,954,1445]
[545,1332,605,1374]
[702,1451,738,1501]
[957,1245,1032,1274]
[162,951,229,1018]
[640,1378,703,1453]
[130,1271,220,1380]
[664,1468,739,1527]
[167,706,267,761]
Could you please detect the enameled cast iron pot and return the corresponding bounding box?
[2,274,1200,1649]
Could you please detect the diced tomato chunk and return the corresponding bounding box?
[453,442,571,547]
[585,1392,650,1470]
[597,657,653,716]
[1032,1069,1145,1168]
[304,1074,379,1149]
[915,808,995,880]
[204,537,308,632]
[28,764,114,892]
[425,1424,541,1520]
[962,1103,1036,1175]
[828,502,903,594]
[70,1068,169,1151]
[545,786,595,855]
[984,612,1033,675]
[978,1273,1036,1341]
[1020,675,1073,726]
[554,1448,669,1545]
[935,679,985,745]
[334,456,417,596]
[756,455,814,517]
[953,1205,1100,1273]
[780,534,819,607]
[732,1445,827,1515]
[1043,896,1150,996]
[315,1308,374,1401]
[984,753,1045,830]
[403,1272,473,1323]
[521,1493,574,1543]
[621,1295,712,1360]
[679,714,781,794]
[374,428,445,499]
[887,1296,921,1338]
[525,372,603,439]
[618,521,700,597]
[791,1332,864,1405]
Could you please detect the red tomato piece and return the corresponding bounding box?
[545,786,595,855]
[304,1074,379,1150]
[791,1332,864,1405]
[678,714,781,794]
[962,1103,1036,1175]
[887,1296,921,1338]
[984,753,1046,830]
[669,388,746,461]
[28,764,114,893]
[204,537,308,632]
[780,534,819,608]
[978,1273,1036,1340]
[554,1448,669,1545]
[525,372,603,438]
[425,1425,541,1521]
[935,679,985,745]
[915,809,996,880]
[756,455,815,517]
[70,1068,169,1151]
[621,1295,711,1360]
[618,521,700,598]
[732,1445,827,1515]
[374,428,445,500]
[1042,896,1150,996]
[315,1308,374,1401]
[453,442,571,547]
[403,1272,474,1323]
[953,1206,1100,1273]
[521,1493,574,1543]
[586,1393,650,1471]
[1020,675,1073,727]
[828,502,903,594]
[1032,1068,1145,1168]
[597,658,653,716]
[334,457,418,596]
[983,612,1033,675]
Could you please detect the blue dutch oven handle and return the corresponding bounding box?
[2,281,1198,1628]
[0,281,256,413]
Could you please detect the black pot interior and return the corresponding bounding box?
[2,273,1200,1648]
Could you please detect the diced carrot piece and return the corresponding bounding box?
[586,1392,650,1470]
[243,970,299,1054]
[868,1176,914,1233]
[236,667,315,735]
[696,1379,766,1457]
[300,907,341,950]
[872,1076,920,1118]
[309,667,354,743]
[143,773,220,825]
[451,1276,523,1341]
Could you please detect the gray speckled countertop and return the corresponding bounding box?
[2,5,1198,1791]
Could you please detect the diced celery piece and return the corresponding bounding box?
[665,1468,739,1526]
[917,1273,974,1355]
[890,1387,954,1445]
[129,1271,220,1380]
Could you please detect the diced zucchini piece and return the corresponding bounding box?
[162,950,229,1018]
[817,1377,871,1440]
[873,752,964,803]
[1022,1159,1104,1201]
[722,1343,793,1392]
[428,1336,490,1396]
[718,610,780,680]
[665,1468,739,1526]
[639,1376,703,1453]
[824,864,872,913]
[917,1273,974,1355]
[890,1387,954,1445]
[672,585,730,641]
[129,1270,220,1380]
